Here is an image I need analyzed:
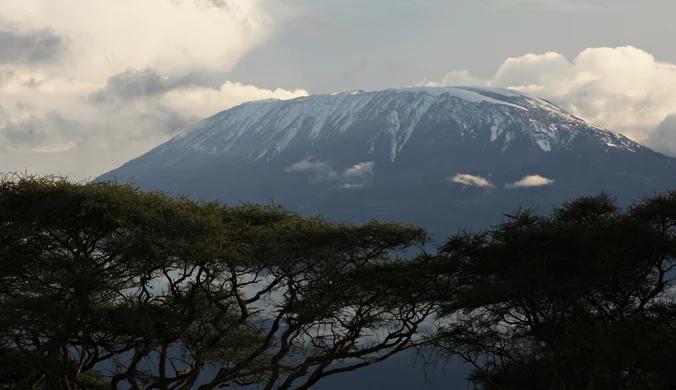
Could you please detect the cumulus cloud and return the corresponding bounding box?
[418,70,488,88]
[344,161,375,180]
[448,174,494,189]
[422,46,676,156]
[285,158,375,188]
[0,0,308,180]
[284,158,336,180]
[161,81,308,120]
[505,174,555,189]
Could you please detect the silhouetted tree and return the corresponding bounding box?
[0,173,436,390]
[422,192,676,390]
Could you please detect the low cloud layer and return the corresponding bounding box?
[505,174,555,189]
[422,46,676,156]
[285,158,374,188]
[448,174,494,189]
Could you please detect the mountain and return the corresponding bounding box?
[98,86,676,237]
[96,86,676,388]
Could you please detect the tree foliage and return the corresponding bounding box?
[6,172,676,390]
[423,192,676,390]
[0,173,435,390]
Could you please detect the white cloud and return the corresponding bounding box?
[505,174,555,189]
[161,81,308,120]
[284,158,336,179]
[448,174,494,189]
[417,70,488,88]
[285,158,375,188]
[344,161,375,180]
[492,52,574,89]
[0,0,307,180]
[423,46,676,156]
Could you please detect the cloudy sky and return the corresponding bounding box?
[2,0,676,180]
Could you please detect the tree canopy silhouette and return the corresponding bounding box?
[0,174,435,390]
[422,192,676,390]
[5,173,676,390]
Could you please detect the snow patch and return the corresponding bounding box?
[536,138,551,152]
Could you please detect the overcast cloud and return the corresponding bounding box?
[0,0,675,179]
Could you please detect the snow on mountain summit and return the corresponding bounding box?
[99,86,676,238]
[148,86,644,168]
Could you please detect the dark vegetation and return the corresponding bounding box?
[422,191,676,389]
[1,173,674,389]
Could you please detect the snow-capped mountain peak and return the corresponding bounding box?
[98,85,676,238]
[155,86,641,167]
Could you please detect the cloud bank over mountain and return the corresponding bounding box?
[421,46,676,156]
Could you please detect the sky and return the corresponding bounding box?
[1,0,676,180]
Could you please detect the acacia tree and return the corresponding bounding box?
[422,193,676,390]
[0,174,436,390]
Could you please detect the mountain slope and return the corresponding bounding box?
[98,86,676,235]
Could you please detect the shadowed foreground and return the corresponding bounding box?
[1,174,675,389]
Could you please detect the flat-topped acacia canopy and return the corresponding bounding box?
[0,173,434,390]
